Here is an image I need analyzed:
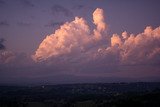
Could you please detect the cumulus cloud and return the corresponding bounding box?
[93,8,106,32]
[33,8,106,62]
[100,26,160,65]
[111,34,122,47]
[33,17,90,61]
[33,8,160,67]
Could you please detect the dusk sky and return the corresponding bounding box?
[0,0,160,85]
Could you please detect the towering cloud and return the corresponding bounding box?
[33,8,160,67]
[93,8,106,32]
[33,17,90,61]
[93,8,106,41]
[33,8,106,62]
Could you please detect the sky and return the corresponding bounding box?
[0,0,160,85]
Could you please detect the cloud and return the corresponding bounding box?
[33,8,106,62]
[93,8,106,32]
[1,8,160,84]
[51,5,73,17]
[33,8,160,67]
[33,17,91,61]
[111,34,122,47]
[0,21,9,26]
[98,26,160,65]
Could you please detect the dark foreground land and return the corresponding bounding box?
[0,82,160,107]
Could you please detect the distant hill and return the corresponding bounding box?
[0,82,160,107]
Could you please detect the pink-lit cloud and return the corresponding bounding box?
[33,8,106,62]
[33,8,160,67]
